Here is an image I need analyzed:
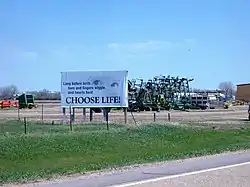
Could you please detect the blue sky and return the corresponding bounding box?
[0,0,249,91]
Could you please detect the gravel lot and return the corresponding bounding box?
[0,101,249,126]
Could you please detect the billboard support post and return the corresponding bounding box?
[72,107,75,122]
[90,108,93,122]
[82,108,86,122]
[105,108,109,130]
[62,107,66,124]
[69,106,73,131]
[124,108,127,124]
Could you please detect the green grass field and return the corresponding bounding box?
[1,120,250,184]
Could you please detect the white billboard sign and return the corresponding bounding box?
[61,70,128,108]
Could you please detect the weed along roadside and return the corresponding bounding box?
[1,122,250,184]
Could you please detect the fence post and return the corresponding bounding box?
[153,113,156,122]
[17,107,20,121]
[41,104,44,123]
[124,108,128,124]
[69,106,73,131]
[168,112,171,122]
[0,123,3,133]
[24,117,27,134]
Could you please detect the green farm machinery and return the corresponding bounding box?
[17,93,37,109]
[128,75,196,112]
[92,75,200,113]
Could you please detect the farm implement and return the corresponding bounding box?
[0,94,37,109]
[127,75,196,112]
[90,75,210,113]
[0,99,18,109]
[17,93,37,109]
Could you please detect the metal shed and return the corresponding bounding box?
[236,83,250,102]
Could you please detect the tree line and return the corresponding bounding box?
[0,81,236,100]
[0,85,61,100]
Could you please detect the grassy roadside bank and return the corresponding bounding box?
[1,123,250,184]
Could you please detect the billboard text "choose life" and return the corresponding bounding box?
[65,96,121,104]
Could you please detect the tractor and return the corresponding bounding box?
[17,94,37,109]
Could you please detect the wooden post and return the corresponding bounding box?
[62,107,66,124]
[17,107,20,121]
[105,108,109,131]
[168,112,171,122]
[69,106,73,131]
[103,108,106,121]
[124,108,128,124]
[41,104,44,123]
[24,117,27,134]
[90,108,93,122]
[153,113,156,122]
[72,107,75,122]
[0,123,3,133]
[82,108,86,122]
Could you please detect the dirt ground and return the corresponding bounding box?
[0,101,249,126]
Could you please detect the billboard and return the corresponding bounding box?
[61,70,128,107]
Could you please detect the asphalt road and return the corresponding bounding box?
[11,150,250,187]
[111,161,250,187]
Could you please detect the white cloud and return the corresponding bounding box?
[0,44,39,60]
[184,38,196,43]
[21,51,39,59]
[49,45,92,58]
[108,40,170,54]
[107,39,196,56]
[51,46,71,57]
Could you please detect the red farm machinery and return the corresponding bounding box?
[0,93,37,109]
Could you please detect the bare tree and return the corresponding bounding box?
[0,85,61,100]
[28,89,61,100]
[218,81,235,98]
[0,85,19,99]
